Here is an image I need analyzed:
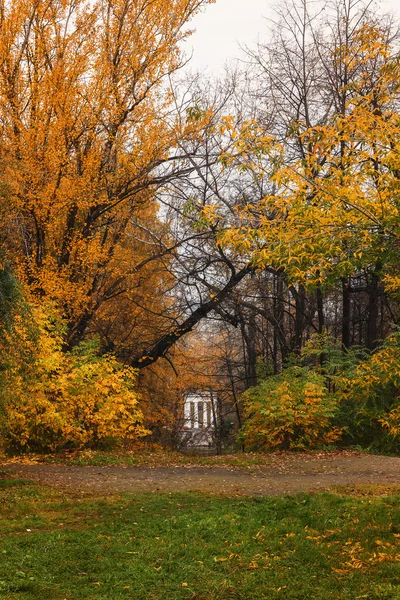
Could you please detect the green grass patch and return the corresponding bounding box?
[0,447,370,468]
[0,479,399,599]
[2,447,272,468]
[0,478,34,489]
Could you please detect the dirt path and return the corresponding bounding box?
[1,454,400,496]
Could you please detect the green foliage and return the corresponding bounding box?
[0,267,38,421]
[297,332,400,452]
[255,357,275,380]
[0,265,37,353]
[0,267,20,335]
[241,332,400,453]
[300,332,368,375]
[332,333,400,453]
[1,479,399,599]
[240,365,341,451]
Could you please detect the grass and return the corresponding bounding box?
[1,447,275,468]
[0,477,399,599]
[0,446,368,469]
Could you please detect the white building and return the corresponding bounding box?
[181,391,216,449]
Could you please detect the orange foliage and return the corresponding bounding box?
[0,0,214,343]
[139,333,221,440]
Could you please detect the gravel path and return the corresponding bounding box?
[2,454,400,496]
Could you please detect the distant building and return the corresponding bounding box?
[180,391,216,450]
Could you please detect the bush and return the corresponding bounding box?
[240,366,341,451]
[1,306,149,452]
[242,332,400,454]
[333,332,400,453]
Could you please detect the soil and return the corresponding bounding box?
[1,452,400,496]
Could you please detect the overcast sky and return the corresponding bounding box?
[183,0,399,74]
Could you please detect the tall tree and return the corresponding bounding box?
[0,0,215,351]
[218,1,400,353]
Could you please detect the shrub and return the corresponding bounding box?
[2,306,149,452]
[240,366,341,451]
[333,332,400,452]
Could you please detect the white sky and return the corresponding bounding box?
[183,0,399,74]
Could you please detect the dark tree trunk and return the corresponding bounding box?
[316,286,324,334]
[366,263,382,350]
[342,277,351,349]
[275,270,287,366]
[226,358,243,431]
[294,284,306,352]
[240,313,258,389]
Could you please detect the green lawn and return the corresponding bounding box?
[1,447,282,468]
[0,477,399,599]
[0,446,368,468]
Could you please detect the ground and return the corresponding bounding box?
[1,451,400,496]
[1,452,400,599]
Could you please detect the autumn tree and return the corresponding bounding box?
[0,0,216,354]
[217,0,400,352]
[203,1,400,451]
[126,72,258,369]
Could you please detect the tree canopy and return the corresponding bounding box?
[1,0,400,453]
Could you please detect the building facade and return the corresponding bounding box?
[180,391,216,451]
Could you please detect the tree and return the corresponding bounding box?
[0,0,215,352]
[218,2,400,352]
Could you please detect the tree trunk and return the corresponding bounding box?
[294,284,306,352]
[240,313,258,389]
[316,286,324,334]
[342,277,351,349]
[366,263,382,350]
[131,265,254,369]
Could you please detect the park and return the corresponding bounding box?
[1,0,400,597]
